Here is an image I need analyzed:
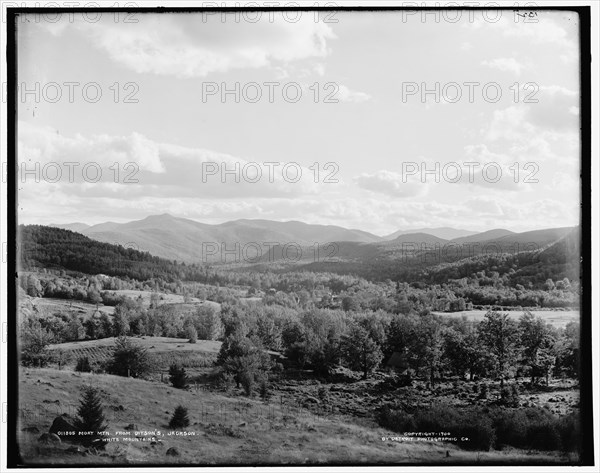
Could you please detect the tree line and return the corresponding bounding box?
[21,298,580,392]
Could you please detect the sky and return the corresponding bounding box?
[15,8,581,236]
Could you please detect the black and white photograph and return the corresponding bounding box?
[2,1,598,470]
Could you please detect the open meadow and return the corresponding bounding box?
[17,367,574,466]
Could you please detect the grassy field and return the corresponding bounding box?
[20,289,221,327]
[47,337,221,372]
[433,310,580,329]
[16,367,571,466]
[28,297,115,319]
[49,337,221,354]
[108,290,221,312]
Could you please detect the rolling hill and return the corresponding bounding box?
[78,214,382,263]
[383,232,449,247]
[18,225,206,282]
[18,366,563,465]
[384,227,476,241]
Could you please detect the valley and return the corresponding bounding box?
[15,219,585,466]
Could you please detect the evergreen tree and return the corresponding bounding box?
[105,336,151,378]
[169,405,190,429]
[169,363,188,389]
[74,386,107,448]
[75,356,92,372]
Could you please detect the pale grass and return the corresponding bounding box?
[16,367,570,466]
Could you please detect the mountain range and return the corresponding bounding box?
[49,214,576,264]
[383,227,477,240]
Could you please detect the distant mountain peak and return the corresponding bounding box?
[384,227,477,241]
[451,228,515,244]
[144,213,177,220]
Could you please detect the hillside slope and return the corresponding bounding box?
[15,368,513,466]
[18,225,204,282]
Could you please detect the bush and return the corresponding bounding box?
[257,373,270,400]
[240,370,255,396]
[377,406,417,433]
[489,406,577,451]
[75,356,92,373]
[490,408,528,449]
[528,421,561,450]
[453,416,495,451]
[219,371,235,393]
[169,405,190,429]
[378,404,495,452]
[500,384,520,407]
[169,364,188,389]
[557,412,580,453]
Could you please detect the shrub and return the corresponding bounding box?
[240,370,255,396]
[489,408,528,449]
[219,371,235,393]
[413,404,494,451]
[317,386,329,402]
[257,373,270,400]
[453,416,495,451]
[378,400,577,453]
[169,364,188,389]
[169,405,190,429]
[377,406,417,433]
[489,406,576,451]
[527,421,561,450]
[557,412,580,452]
[75,356,92,373]
[378,404,494,451]
[500,384,520,407]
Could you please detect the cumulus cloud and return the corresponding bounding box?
[336,85,371,103]
[485,85,578,146]
[36,13,337,78]
[481,57,524,75]
[354,170,427,198]
[17,121,324,200]
[19,122,165,173]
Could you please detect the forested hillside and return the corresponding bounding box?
[19,225,206,282]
